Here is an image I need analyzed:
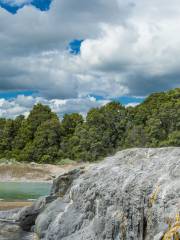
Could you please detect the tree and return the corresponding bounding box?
[23,118,62,163]
[0,120,15,155]
[72,102,127,161]
[61,113,83,136]
[27,103,58,138]
[161,131,180,146]
[0,88,179,163]
[13,120,32,151]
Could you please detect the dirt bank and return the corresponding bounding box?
[0,201,33,211]
[0,162,86,182]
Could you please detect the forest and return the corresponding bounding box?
[0,88,179,163]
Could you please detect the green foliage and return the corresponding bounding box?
[62,113,83,136]
[55,158,77,165]
[27,103,58,138]
[75,102,127,161]
[124,88,180,148]
[0,89,179,163]
[160,131,180,146]
[13,120,32,150]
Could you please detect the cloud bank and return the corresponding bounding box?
[0,95,109,119]
[0,0,179,117]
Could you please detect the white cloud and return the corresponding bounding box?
[77,12,180,95]
[0,0,131,100]
[125,102,140,108]
[1,0,32,6]
[0,98,29,118]
[0,95,109,119]
[0,0,124,56]
[0,0,179,118]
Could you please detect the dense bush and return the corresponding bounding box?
[0,88,179,163]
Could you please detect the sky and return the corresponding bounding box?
[0,0,179,118]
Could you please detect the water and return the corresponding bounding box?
[0,181,52,240]
[0,181,51,201]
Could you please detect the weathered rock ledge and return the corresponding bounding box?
[20,148,180,239]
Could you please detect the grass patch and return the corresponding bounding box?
[55,158,77,165]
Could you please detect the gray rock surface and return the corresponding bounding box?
[0,208,20,221]
[17,168,83,231]
[18,197,46,231]
[51,168,85,196]
[18,195,56,231]
[35,148,180,240]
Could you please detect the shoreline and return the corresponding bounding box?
[0,179,52,183]
[0,162,86,183]
[0,162,87,212]
[0,201,33,211]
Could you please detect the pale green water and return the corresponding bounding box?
[0,182,51,240]
[0,182,52,201]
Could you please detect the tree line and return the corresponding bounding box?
[0,88,179,163]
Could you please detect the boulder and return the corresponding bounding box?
[35,148,180,240]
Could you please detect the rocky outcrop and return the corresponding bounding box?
[18,197,47,231]
[34,148,179,239]
[17,168,84,231]
[0,208,35,240]
[51,168,85,197]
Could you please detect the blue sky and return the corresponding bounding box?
[68,40,83,55]
[90,94,144,105]
[0,0,52,13]
[0,90,36,99]
[0,0,179,118]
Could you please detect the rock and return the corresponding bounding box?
[35,148,180,240]
[153,232,164,240]
[18,196,56,231]
[0,223,22,240]
[50,174,56,179]
[30,162,36,166]
[0,208,20,221]
[50,168,85,197]
[17,168,84,232]
[18,198,45,231]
